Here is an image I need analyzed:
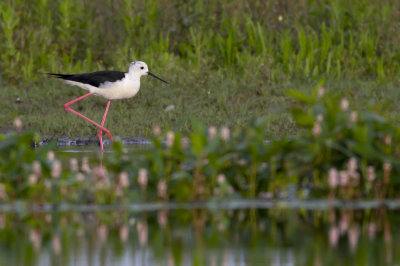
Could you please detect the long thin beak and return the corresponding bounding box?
[147,72,169,84]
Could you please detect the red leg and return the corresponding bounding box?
[99,100,111,151]
[64,93,114,151]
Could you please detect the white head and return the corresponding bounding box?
[128,61,168,83]
[129,61,148,75]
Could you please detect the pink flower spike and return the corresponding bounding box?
[328,168,339,189]
[13,117,23,131]
[339,171,349,187]
[138,168,148,190]
[217,174,226,185]
[340,98,349,111]
[119,172,130,188]
[51,160,62,178]
[312,123,322,136]
[208,126,217,139]
[166,131,175,147]
[157,179,168,198]
[350,111,357,122]
[70,158,79,171]
[221,126,230,141]
[367,166,375,182]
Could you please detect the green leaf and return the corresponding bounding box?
[291,107,315,127]
[286,90,316,105]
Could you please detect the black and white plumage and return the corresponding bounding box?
[48,71,126,87]
[49,61,168,100]
[49,61,168,152]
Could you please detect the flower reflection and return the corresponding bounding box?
[137,220,148,246]
[367,222,376,240]
[329,226,339,247]
[314,255,322,266]
[98,224,108,244]
[339,211,350,234]
[29,229,41,250]
[385,220,392,264]
[119,224,129,243]
[384,221,391,244]
[52,235,62,255]
[348,224,359,251]
[0,206,397,264]
[44,214,52,223]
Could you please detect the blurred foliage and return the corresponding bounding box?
[0,88,399,203]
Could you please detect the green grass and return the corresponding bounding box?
[1,0,400,138]
[2,74,400,138]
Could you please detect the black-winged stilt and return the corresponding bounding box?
[48,61,168,152]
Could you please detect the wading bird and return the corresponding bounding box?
[49,61,168,152]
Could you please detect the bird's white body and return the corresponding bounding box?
[66,72,141,100]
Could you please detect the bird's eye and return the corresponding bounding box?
[140,67,144,70]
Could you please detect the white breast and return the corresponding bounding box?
[94,76,141,100]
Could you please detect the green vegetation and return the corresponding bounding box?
[1,89,399,203]
[2,1,400,263]
[1,0,399,80]
[1,0,400,137]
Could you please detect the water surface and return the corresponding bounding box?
[0,207,397,266]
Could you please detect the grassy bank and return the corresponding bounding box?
[2,76,400,138]
[1,0,400,137]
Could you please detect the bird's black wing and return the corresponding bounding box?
[48,71,126,87]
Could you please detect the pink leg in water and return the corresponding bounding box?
[99,100,111,151]
[64,92,113,152]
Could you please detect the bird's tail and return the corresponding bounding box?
[46,73,74,79]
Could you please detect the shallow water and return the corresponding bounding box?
[0,207,398,266]
[54,143,148,162]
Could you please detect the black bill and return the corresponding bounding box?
[147,72,169,84]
